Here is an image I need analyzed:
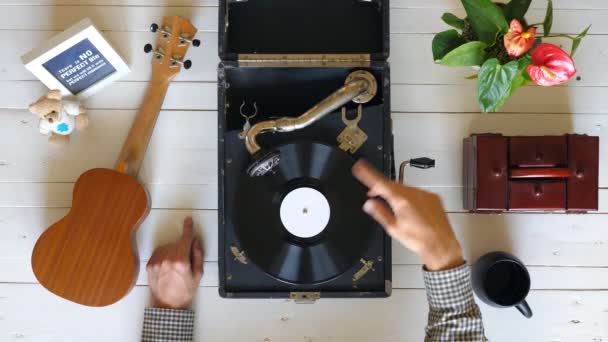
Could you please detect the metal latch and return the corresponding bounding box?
[289,292,320,304]
[353,259,375,281]
[230,245,248,264]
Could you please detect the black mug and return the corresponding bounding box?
[471,252,533,318]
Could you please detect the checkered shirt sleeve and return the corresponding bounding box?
[423,264,488,342]
[141,308,195,342]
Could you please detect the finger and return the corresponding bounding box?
[178,216,195,256]
[352,160,400,204]
[191,238,204,284]
[363,198,397,233]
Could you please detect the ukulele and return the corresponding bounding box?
[31,16,199,307]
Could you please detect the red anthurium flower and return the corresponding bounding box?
[526,43,577,86]
[504,19,536,57]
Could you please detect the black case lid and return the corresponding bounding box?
[219,0,389,61]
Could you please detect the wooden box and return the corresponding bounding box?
[464,134,599,213]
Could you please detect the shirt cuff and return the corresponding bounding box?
[142,307,195,342]
[423,263,476,311]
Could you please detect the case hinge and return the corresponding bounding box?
[289,292,321,303]
[230,245,248,264]
[352,258,375,281]
[238,54,371,68]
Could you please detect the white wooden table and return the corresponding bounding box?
[0,1,607,341]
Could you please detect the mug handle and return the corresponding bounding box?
[515,300,533,318]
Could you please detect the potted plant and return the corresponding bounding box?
[432,0,590,112]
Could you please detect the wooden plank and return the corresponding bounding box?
[3,31,605,87]
[0,259,222,287]
[0,183,220,210]
[1,182,606,213]
[1,110,605,186]
[3,0,608,10]
[0,81,217,110]
[0,182,604,214]
[3,258,608,290]
[0,5,219,31]
[0,5,603,34]
[392,84,608,114]
[0,0,220,5]
[0,208,219,262]
[2,208,608,268]
[1,81,607,113]
[391,0,608,10]
[0,109,217,183]
[4,257,608,292]
[0,284,606,342]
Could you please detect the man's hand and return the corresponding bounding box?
[352,160,464,271]
[147,216,204,310]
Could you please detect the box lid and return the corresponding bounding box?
[219,0,389,62]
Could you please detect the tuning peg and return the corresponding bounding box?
[150,22,172,38]
[169,58,192,70]
[178,36,201,47]
[144,43,153,53]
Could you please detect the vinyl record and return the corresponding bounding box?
[233,142,376,285]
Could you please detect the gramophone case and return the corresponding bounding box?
[217,0,394,299]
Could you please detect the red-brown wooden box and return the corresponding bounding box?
[463,134,599,213]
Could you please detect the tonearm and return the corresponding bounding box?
[245,70,378,177]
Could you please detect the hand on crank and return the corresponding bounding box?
[352,160,464,272]
[147,216,204,310]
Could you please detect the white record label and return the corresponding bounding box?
[279,187,330,238]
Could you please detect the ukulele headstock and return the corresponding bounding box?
[144,16,199,81]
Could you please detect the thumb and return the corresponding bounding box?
[191,239,204,284]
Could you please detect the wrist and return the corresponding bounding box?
[420,244,464,272]
[151,296,191,311]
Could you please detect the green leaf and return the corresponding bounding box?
[466,74,479,80]
[436,41,488,66]
[503,0,532,21]
[442,13,466,30]
[432,30,466,61]
[511,74,527,91]
[522,68,533,82]
[571,24,591,56]
[477,59,519,112]
[462,0,509,44]
[543,0,553,37]
[518,55,532,71]
[493,73,526,111]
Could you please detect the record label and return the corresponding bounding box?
[280,187,330,238]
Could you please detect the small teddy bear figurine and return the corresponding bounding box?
[28,90,88,147]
